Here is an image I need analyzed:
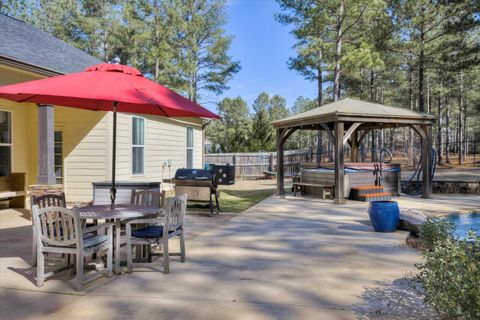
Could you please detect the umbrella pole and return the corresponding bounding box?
[110,101,118,209]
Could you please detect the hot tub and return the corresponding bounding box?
[300,162,401,198]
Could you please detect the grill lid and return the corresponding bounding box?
[174,169,213,180]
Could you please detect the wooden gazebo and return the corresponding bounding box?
[272,98,436,204]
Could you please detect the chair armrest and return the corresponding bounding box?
[84,222,115,234]
[125,218,162,226]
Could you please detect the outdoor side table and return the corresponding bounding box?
[78,204,161,274]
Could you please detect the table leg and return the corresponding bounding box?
[114,218,121,274]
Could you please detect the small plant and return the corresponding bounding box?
[419,217,454,251]
[418,219,480,320]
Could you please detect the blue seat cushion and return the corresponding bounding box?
[83,235,108,248]
[132,225,181,239]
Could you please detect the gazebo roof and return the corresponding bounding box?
[272,98,435,128]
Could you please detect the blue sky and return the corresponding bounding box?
[208,0,317,112]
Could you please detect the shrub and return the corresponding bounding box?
[419,217,454,251]
[418,220,480,320]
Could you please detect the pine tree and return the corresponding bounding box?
[389,0,480,112]
[166,0,240,103]
[276,0,327,106]
[286,97,317,150]
[269,95,289,121]
[206,97,250,153]
[250,107,274,152]
[249,92,275,151]
[120,0,177,84]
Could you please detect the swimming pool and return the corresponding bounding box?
[449,212,480,239]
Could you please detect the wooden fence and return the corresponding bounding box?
[205,149,311,178]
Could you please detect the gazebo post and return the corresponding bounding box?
[334,122,346,204]
[276,128,286,195]
[351,131,359,162]
[421,124,433,198]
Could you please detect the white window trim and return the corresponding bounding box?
[186,126,194,169]
[0,109,13,177]
[131,115,146,176]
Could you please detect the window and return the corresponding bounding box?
[186,127,194,169]
[132,116,145,175]
[54,131,63,184]
[0,111,12,177]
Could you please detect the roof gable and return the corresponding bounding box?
[272,98,435,128]
[0,13,101,75]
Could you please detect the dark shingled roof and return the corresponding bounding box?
[0,13,101,75]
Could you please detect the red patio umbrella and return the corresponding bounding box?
[0,62,219,207]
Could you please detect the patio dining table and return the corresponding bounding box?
[78,204,162,274]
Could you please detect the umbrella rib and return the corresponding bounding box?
[131,85,169,117]
[154,104,169,117]
[17,94,39,103]
[96,100,103,111]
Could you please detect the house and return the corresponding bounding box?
[0,13,205,203]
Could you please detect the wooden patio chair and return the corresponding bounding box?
[126,194,187,274]
[32,205,113,291]
[31,193,67,267]
[130,189,166,209]
[129,190,166,261]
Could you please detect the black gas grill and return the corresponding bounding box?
[174,169,220,215]
[174,165,235,216]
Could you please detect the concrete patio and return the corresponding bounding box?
[1,194,479,319]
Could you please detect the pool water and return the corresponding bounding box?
[449,212,480,240]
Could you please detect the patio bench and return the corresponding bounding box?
[0,173,26,208]
[293,182,334,199]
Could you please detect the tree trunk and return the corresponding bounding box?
[370,131,376,162]
[316,59,323,163]
[465,118,469,155]
[328,139,334,162]
[155,58,160,83]
[458,71,464,164]
[370,70,375,102]
[333,1,344,101]
[445,94,451,164]
[316,131,322,164]
[153,1,161,83]
[418,5,425,113]
[360,70,365,99]
[418,48,425,113]
[370,70,376,162]
[408,64,414,111]
[427,74,431,113]
[436,96,444,164]
[463,95,467,160]
[389,128,395,152]
[378,129,384,150]
[317,57,323,106]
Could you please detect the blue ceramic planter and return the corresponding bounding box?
[368,201,399,232]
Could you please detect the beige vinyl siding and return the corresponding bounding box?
[54,107,108,203]
[113,114,204,181]
[111,112,130,179]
